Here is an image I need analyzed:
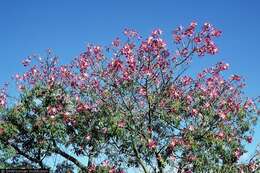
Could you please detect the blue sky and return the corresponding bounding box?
[0,0,259,168]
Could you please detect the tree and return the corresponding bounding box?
[0,22,259,173]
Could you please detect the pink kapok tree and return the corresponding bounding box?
[0,22,259,173]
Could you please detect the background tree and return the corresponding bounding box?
[0,22,259,172]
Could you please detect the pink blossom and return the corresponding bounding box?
[173,34,182,43]
[47,106,57,116]
[112,37,120,47]
[121,44,133,57]
[139,88,147,96]
[248,162,257,172]
[0,94,6,108]
[186,95,193,103]
[93,45,102,60]
[123,28,139,38]
[187,155,197,162]
[185,170,192,173]
[203,22,212,32]
[147,127,152,134]
[102,160,110,167]
[218,111,227,120]
[85,134,91,141]
[79,56,88,70]
[169,138,182,148]
[234,148,242,159]
[110,59,123,72]
[147,139,157,149]
[181,76,192,85]
[60,66,71,78]
[217,62,229,71]
[109,167,117,173]
[188,125,194,131]
[22,58,31,67]
[151,29,163,37]
[204,102,210,109]
[191,109,198,116]
[246,136,253,143]
[102,127,108,134]
[230,74,241,81]
[244,99,254,109]
[211,29,222,37]
[217,131,225,139]
[87,164,96,172]
[194,36,202,43]
[118,120,126,128]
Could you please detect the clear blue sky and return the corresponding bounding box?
[0,0,259,166]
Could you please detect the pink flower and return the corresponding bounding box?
[173,34,182,43]
[206,41,218,54]
[190,21,197,28]
[204,102,210,109]
[194,36,202,43]
[0,96,6,108]
[121,44,133,57]
[180,48,189,57]
[217,62,229,71]
[188,125,194,131]
[147,127,153,134]
[118,120,126,128]
[169,155,176,161]
[18,85,25,91]
[47,106,57,116]
[102,127,108,134]
[151,29,163,37]
[85,134,91,141]
[169,138,183,148]
[170,139,177,148]
[191,109,198,116]
[248,162,257,172]
[76,103,91,112]
[209,89,219,98]
[60,66,71,78]
[123,71,131,81]
[217,131,225,139]
[203,22,212,32]
[211,29,222,37]
[230,74,241,81]
[234,148,242,159]
[218,111,227,120]
[185,170,192,173]
[102,160,110,167]
[246,136,253,143]
[147,139,157,149]
[79,56,89,70]
[181,76,192,85]
[244,99,254,109]
[109,168,117,173]
[22,58,31,67]
[139,88,147,96]
[112,37,120,47]
[123,28,139,38]
[87,164,96,173]
[111,59,123,72]
[186,95,193,103]
[93,46,102,59]
[187,155,196,162]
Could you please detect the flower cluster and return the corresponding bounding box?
[173,21,221,57]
